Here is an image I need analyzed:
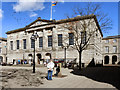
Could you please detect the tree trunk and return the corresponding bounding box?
[79,51,82,70]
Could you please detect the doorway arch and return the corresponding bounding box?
[45,53,51,63]
[104,56,109,64]
[37,53,42,64]
[45,53,51,59]
[28,54,33,65]
[0,56,3,64]
[112,55,117,64]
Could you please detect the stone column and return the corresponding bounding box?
[43,29,47,50]
[109,55,112,64]
[52,27,57,50]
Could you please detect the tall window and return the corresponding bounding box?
[113,46,117,53]
[69,33,74,45]
[48,36,52,47]
[0,48,1,53]
[23,39,26,49]
[105,46,109,53]
[39,37,43,47]
[105,40,109,43]
[10,41,13,50]
[31,39,35,48]
[16,40,19,49]
[58,34,62,46]
[81,31,86,44]
[113,39,117,43]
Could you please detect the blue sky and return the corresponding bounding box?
[1,1,119,38]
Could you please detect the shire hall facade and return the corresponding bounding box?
[5,15,103,66]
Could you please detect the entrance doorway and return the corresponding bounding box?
[37,54,42,64]
[104,56,109,64]
[28,54,32,65]
[45,53,51,63]
[112,55,117,64]
[0,56,3,64]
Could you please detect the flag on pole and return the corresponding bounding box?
[52,1,57,6]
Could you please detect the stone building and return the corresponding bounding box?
[6,14,103,66]
[102,35,120,65]
[0,37,7,64]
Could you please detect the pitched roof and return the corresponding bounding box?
[6,14,103,37]
[103,35,120,40]
[0,37,7,41]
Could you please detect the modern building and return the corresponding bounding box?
[102,35,120,65]
[0,37,7,64]
[6,14,103,66]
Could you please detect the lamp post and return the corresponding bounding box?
[62,43,69,68]
[30,31,39,73]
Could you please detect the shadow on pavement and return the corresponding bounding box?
[70,66,120,89]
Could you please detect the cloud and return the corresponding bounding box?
[30,13,38,17]
[61,0,64,3]
[0,9,3,19]
[59,0,64,3]
[13,0,45,12]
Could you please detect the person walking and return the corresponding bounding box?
[47,59,55,80]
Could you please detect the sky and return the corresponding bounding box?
[0,1,119,38]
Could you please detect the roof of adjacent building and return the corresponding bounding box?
[6,14,103,37]
[103,35,120,40]
[0,37,7,41]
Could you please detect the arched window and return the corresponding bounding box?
[112,55,117,64]
[104,56,109,64]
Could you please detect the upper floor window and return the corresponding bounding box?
[81,31,86,44]
[31,39,35,48]
[113,39,117,43]
[0,48,1,53]
[58,34,62,46]
[23,39,26,49]
[105,46,109,53]
[105,40,109,43]
[48,36,52,47]
[113,46,117,53]
[69,33,74,45]
[39,37,43,47]
[16,40,19,49]
[10,41,13,50]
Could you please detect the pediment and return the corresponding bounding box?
[30,21,48,27]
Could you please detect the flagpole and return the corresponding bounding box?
[50,3,52,20]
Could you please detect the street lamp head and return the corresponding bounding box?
[30,34,36,40]
[62,43,69,48]
[34,31,39,39]
[30,31,39,40]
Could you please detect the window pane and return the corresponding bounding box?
[39,37,43,47]
[31,39,35,48]
[105,40,109,43]
[69,33,74,45]
[10,41,13,50]
[81,31,86,44]
[113,46,117,53]
[23,39,26,49]
[58,34,62,46]
[16,40,19,49]
[113,39,117,43]
[0,48,1,53]
[48,36,52,47]
[105,46,109,53]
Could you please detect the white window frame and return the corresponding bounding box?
[113,46,117,53]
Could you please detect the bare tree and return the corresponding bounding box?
[61,3,112,70]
